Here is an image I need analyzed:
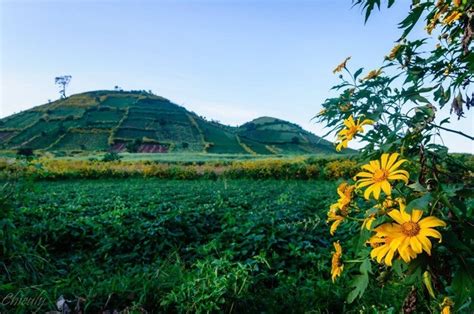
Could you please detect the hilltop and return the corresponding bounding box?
[0,90,342,155]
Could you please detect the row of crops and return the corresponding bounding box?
[1,178,408,313]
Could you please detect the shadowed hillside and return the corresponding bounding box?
[0,90,344,155]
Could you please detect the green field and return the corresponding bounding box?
[2,178,405,313]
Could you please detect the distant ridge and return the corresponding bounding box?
[0,90,344,155]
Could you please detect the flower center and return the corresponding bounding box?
[401,222,420,237]
[373,169,389,182]
[348,126,359,137]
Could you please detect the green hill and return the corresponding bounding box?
[0,90,342,155]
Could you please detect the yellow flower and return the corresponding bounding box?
[370,204,446,265]
[333,56,351,74]
[355,153,409,200]
[387,44,401,60]
[363,215,376,230]
[327,211,344,236]
[443,11,462,25]
[327,183,354,235]
[369,227,418,266]
[331,241,343,282]
[362,69,382,80]
[444,65,451,76]
[317,108,327,117]
[334,182,354,208]
[375,197,405,214]
[339,103,352,112]
[441,297,454,314]
[452,0,461,7]
[335,115,374,152]
[425,21,437,35]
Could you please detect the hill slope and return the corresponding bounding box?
[0,90,341,155]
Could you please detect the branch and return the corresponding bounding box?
[429,123,474,141]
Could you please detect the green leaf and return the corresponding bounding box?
[405,193,433,212]
[347,258,371,303]
[408,181,428,193]
[354,68,364,80]
[347,273,369,303]
[360,258,372,275]
[452,267,474,308]
[397,3,428,40]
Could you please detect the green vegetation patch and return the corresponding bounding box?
[100,96,138,108]
[85,109,125,122]
[115,128,158,140]
[0,131,18,143]
[239,137,273,154]
[240,129,304,144]
[47,107,86,119]
[24,133,62,150]
[196,120,247,154]
[133,98,179,111]
[0,111,43,129]
[50,131,110,151]
[9,120,79,147]
[1,179,407,313]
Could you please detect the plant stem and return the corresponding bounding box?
[429,123,474,141]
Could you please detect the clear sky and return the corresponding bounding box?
[1,0,472,152]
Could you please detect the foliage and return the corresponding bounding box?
[0,178,405,313]
[0,156,376,180]
[101,151,122,162]
[317,0,473,312]
[16,148,35,159]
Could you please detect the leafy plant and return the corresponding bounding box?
[318,1,473,312]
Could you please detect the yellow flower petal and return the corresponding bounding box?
[410,236,423,253]
[388,210,406,225]
[419,217,446,229]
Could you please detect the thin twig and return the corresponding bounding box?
[428,123,474,141]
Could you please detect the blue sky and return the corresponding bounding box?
[1,0,472,152]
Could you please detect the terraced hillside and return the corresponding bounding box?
[0,90,341,154]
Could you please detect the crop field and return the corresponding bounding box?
[100,96,138,108]
[48,107,86,119]
[51,131,110,151]
[1,178,406,313]
[84,109,125,122]
[0,111,43,129]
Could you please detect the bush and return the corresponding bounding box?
[102,152,122,162]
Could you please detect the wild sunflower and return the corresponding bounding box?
[443,11,462,25]
[387,44,401,60]
[441,297,454,314]
[362,214,376,230]
[362,68,382,80]
[355,153,409,200]
[368,224,417,266]
[331,241,343,282]
[327,211,344,236]
[333,56,351,74]
[317,108,327,117]
[369,204,446,265]
[335,115,373,151]
[374,197,405,214]
[327,183,354,235]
